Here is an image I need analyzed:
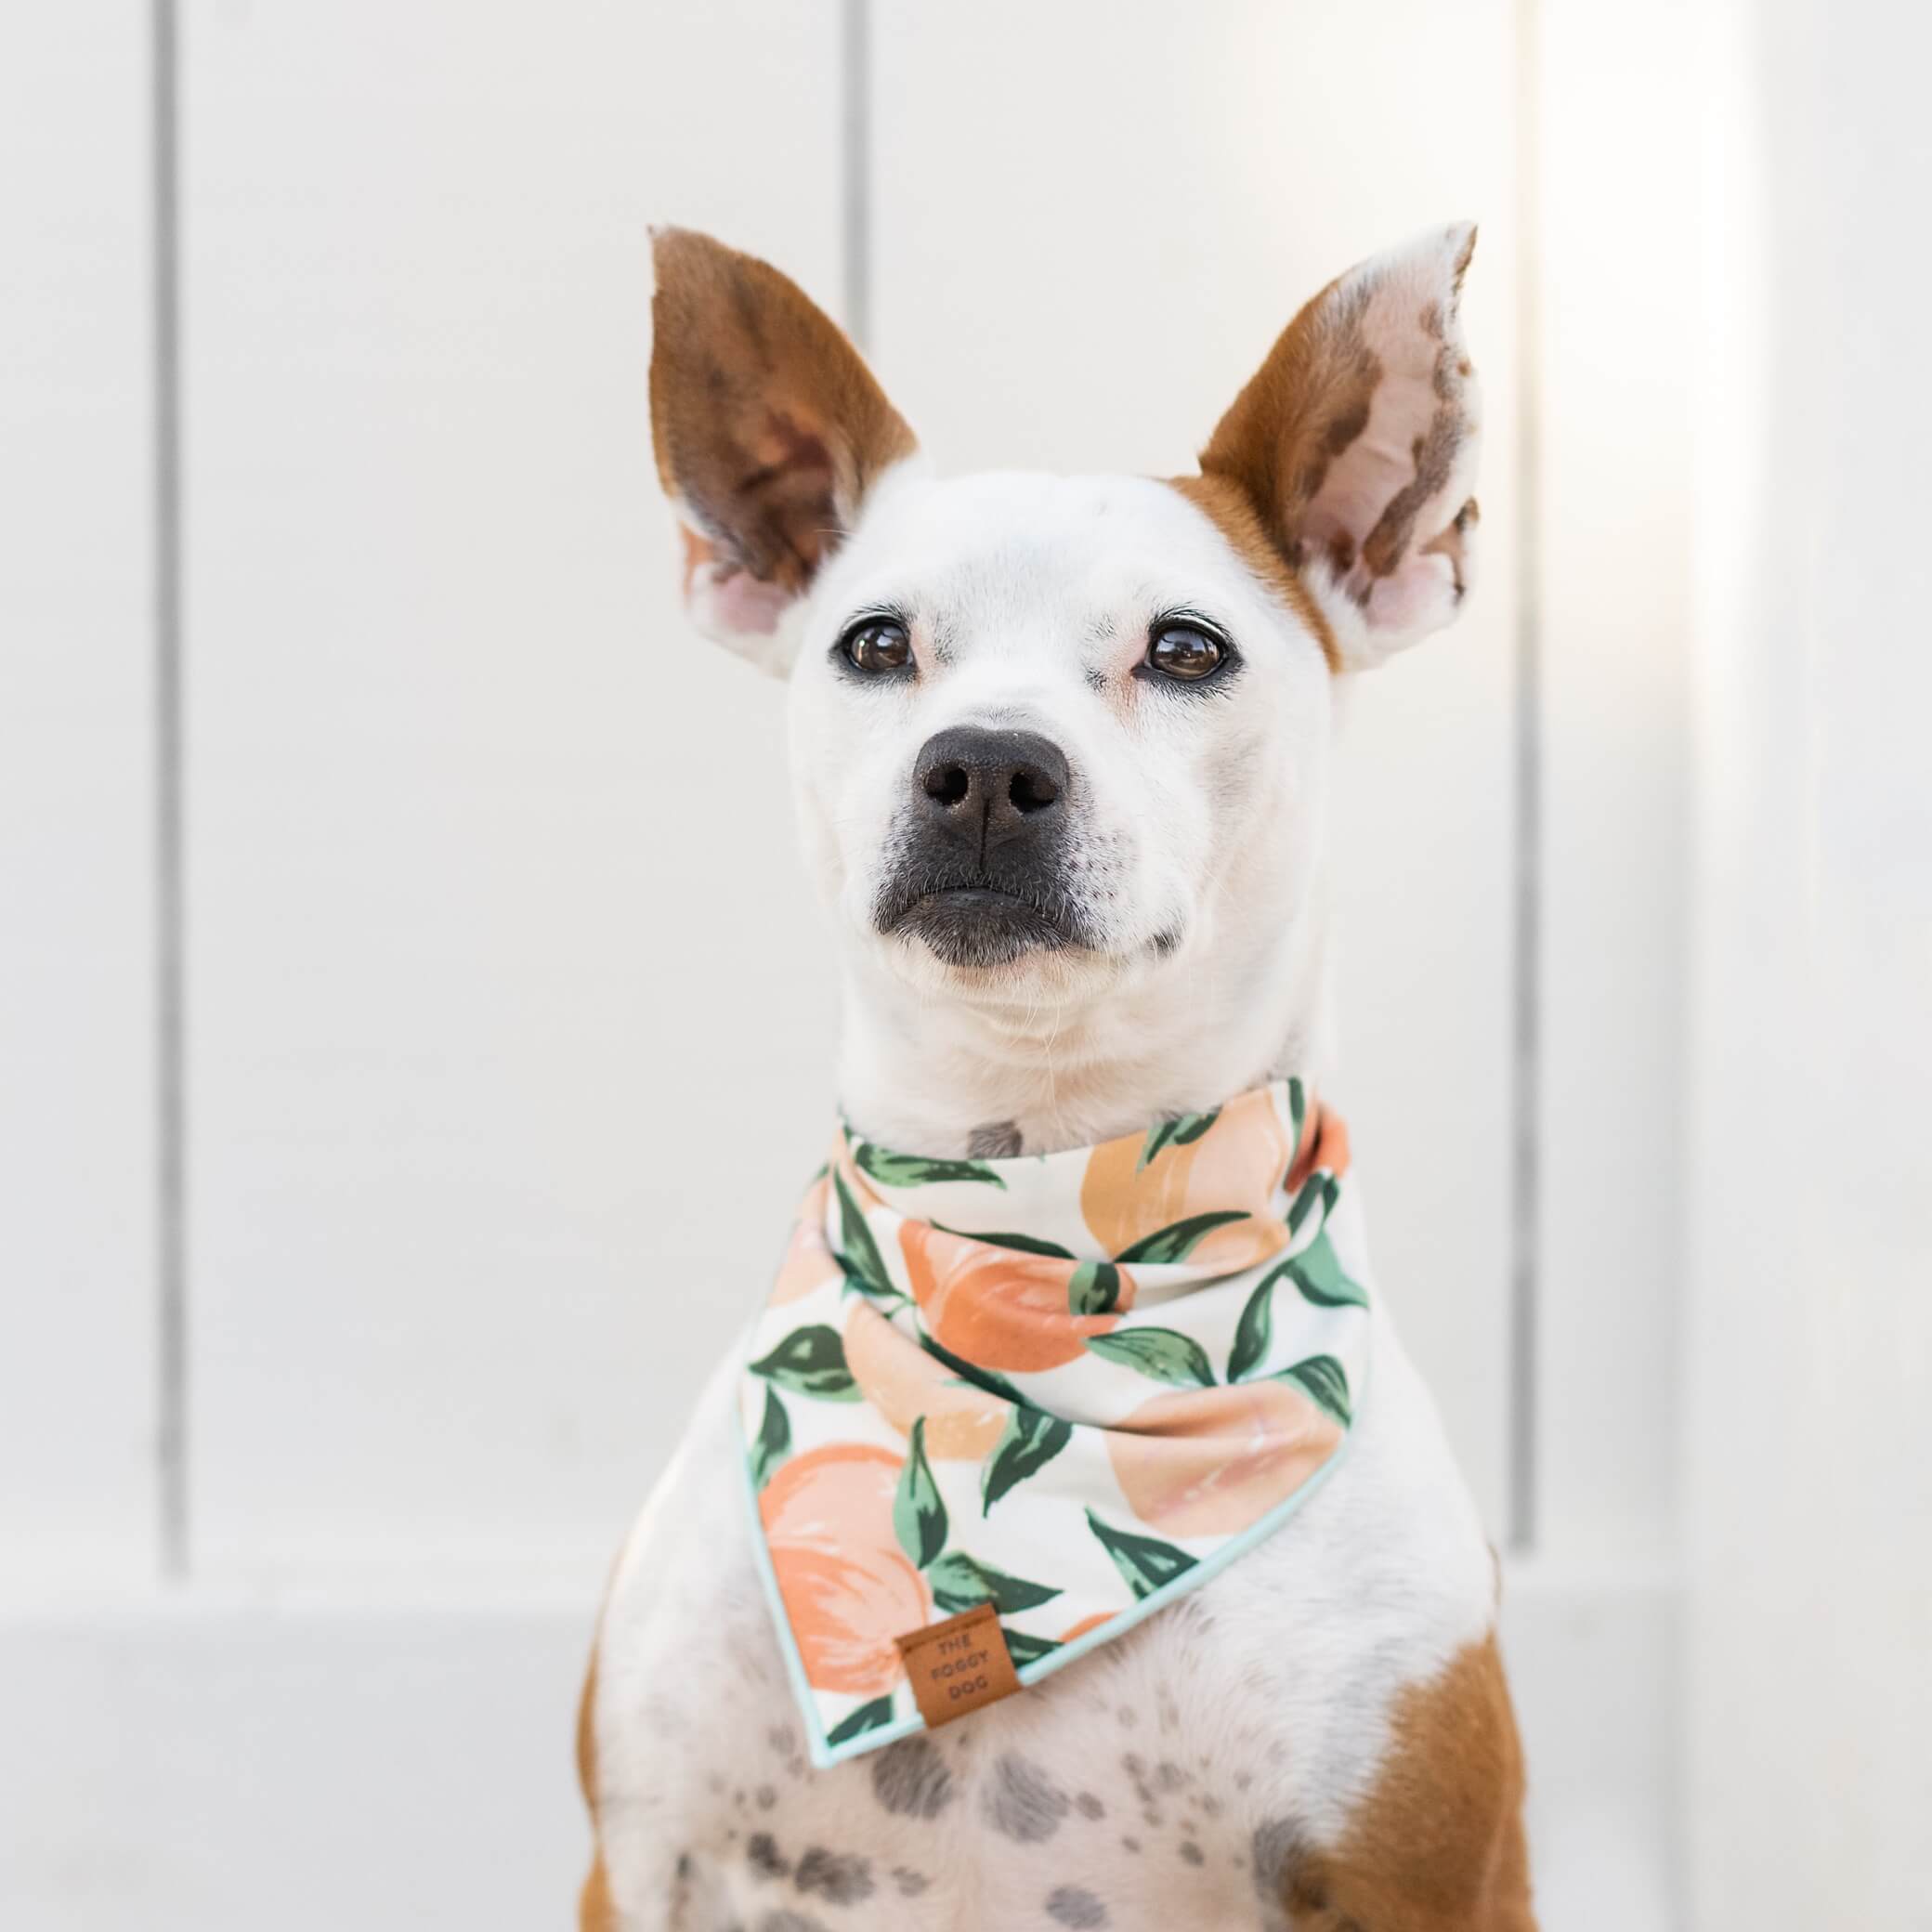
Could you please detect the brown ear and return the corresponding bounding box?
[648,228,918,670]
[1196,224,1482,669]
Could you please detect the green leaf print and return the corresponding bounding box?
[1137,1108,1220,1172]
[981,1406,1074,1513]
[926,1550,1064,1617]
[748,1383,792,1488]
[999,1627,1063,1669]
[854,1143,1008,1190]
[1226,1273,1276,1383]
[894,1418,948,1568]
[839,1268,909,1312]
[1286,1077,1307,1148]
[1276,1352,1352,1428]
[824,1695,896,1747]
[1113,1209,1250,1266]
[917,1330,1026,1407]
[931,1221,1077,1260]
[1085,1508,1199,1599]
[1284,1230,1368,1310]
[1066,1260,1124,1316]
[1286,1171,1338,1238]
[1083,1327,1216,1388]
[831,1166,894,1296]
[747,1325,862,1402]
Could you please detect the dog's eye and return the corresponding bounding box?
[1145,620,1228,683]
[840,616,913,674]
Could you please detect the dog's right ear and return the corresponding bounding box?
[648,228,918,674]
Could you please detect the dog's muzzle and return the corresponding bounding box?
[874,724,1090,967]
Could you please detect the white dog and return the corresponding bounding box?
[578,225,1533,1932]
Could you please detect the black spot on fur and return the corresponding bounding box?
[983,1752,1071,1845]
[1154,1760,1188,1794]
[757,1914,827,1932]
[1251,1818,1306,1903]
[755,1784,777,1811]
[1179,1842,1205,1866]
[871,1736,955,1820]
[968,1120,1024,1159]
[1045,1885,1110,1927]
[793,1847,873,1907]
[892,1867,931,1898]
[1075,1791,1105,1821]
[747,1833,790,1882]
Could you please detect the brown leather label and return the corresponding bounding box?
[894,1601,1021,1730]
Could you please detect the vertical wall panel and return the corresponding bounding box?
[1689,0,1932,1920]
[1533,0,1695,1561]
[0,5,157,1589]
[871,0,1521,1527]
[185,2,844,1581]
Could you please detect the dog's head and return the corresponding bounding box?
[648,227,1480,1040]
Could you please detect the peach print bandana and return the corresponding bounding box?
[738,1079,1368,1766]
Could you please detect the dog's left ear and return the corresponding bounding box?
[648,228,919,674]
[1197,224,1482,670]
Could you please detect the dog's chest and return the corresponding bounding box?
[589,1325,1495,1931]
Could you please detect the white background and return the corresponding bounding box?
[2,4,1925,1929]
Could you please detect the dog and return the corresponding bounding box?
[578,223,1533,1932]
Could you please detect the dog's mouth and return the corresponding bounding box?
[876,870,1088,969]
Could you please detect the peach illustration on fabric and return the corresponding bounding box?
[899,1221,1131,1373]
[842,1301,1010,1460]
[1080,1087,1299,1270]
[1286,1104,1351,1193]
[1104,1380,1344,1537]
[771,1173,841,1305]
[1057,1611,1115,1644]
[759,1443,928,1696]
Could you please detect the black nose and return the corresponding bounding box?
[913,725,1068,854]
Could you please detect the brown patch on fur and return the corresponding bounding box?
[579,1853,619,1932]
[1420,499,1481,601]
[1164,474,1341,671]
[1194,266,1383,582]
[1284,1637,1535,1930]
[577,1644,620,1930]
[650,228,915,595]
[1360,406,1461,582]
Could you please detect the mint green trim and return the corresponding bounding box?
[734,1339,1371,1772]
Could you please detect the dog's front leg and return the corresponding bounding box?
[577,1364,797,1932]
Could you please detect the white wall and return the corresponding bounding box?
[0,2,158,1596]
[1687,1,1932,1922]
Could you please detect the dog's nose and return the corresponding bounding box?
[913,725,1068,852]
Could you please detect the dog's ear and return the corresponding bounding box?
[648,228,918,673]
[1196,224,1482,670]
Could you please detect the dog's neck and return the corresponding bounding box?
[835,894,1333,1158]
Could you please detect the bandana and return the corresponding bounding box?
[737,1078,1369,1767]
